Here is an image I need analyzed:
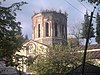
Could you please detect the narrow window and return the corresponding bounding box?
[55,23,57,37]
[38,24,40,37]
[62,25,65,38]
[62,25,64,35]
[45,22,49,36]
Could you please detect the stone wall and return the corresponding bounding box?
[32,11,67,45]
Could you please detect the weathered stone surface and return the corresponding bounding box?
[32,11,67,45]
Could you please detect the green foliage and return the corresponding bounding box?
[96,13,100,44]
[81,11,95,39]
[81,0,100,4]
[0,1,27,66]
[13,54,27,67]
[29,45,83,75]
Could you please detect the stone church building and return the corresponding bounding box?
[15,10,100,75]
[15,10,68,73]
[32,10,67,45]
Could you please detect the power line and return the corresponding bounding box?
[76,0,92,12]
[64,0,96,23]
[77,0,97,17]
[64,0,84,14]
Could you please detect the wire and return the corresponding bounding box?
[64,0,84,14]
[76,0,92,12]
[64,0,96,23]
[77,0,97,17]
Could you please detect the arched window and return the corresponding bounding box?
[55,22,57,37]
[62,25,64,35]
[62,25,65,38]
[45,22,49,36]
[38,24,40,37]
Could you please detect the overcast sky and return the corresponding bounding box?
[2,0,98,39]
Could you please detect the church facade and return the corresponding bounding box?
[15,10,68,73]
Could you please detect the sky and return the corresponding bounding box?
[1,0,99,43]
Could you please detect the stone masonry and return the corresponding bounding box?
[32,11,67,45]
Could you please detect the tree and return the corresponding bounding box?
[81,11,95,40]
[81,0,100,4]
[69,23,83,47]
[96,13,100,44]
[0,1,27,66]
[28,45,83,75]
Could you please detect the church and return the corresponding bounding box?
[15,10,68,73]
[32,10,67,45]
[15,10,100,75]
